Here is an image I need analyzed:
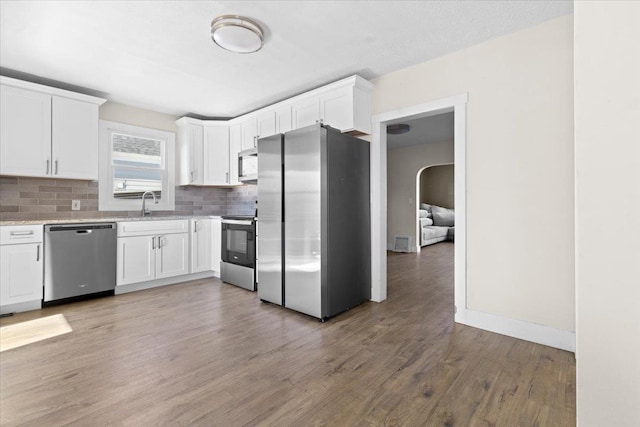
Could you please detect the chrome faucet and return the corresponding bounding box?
[141,191,158,217]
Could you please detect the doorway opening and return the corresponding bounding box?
[370,93,467,324]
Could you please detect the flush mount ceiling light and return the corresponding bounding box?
[387,124,411,135]
[211,15,264,54]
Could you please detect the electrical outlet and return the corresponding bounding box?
[71,200,81,211]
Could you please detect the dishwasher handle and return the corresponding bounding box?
[47,223,115,232]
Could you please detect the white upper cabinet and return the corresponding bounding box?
[291,96,321,130]
[203,124,230,185]
[256,110,276,141]
[176,121,204,185]
[176,119,235,187]
[0,77,105,179]
[275,105,292,134]
[51,96,100,180]
[319,87,354,132]
[0,85,52,177]
[175,75,372,186]
[240,117,258,150]
[290,79,372,135]
[240,110,277,151]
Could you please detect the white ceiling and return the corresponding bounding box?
[387,112,454,150]
[0,1,572,118]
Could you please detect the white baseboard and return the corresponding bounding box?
[0,299,42,315]
[115,271,218,295]
[457,308,575,352]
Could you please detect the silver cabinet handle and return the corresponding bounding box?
[190,171,194,183]
[10,230,34,236]
[194,221,198,232]
[36,244,40,261]
[152,236,155,250]
[225,172,229,183]
[46,159,50,174]
[157,235,162,249]
[54,160,59,175]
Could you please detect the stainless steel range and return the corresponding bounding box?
[220,215,256,291]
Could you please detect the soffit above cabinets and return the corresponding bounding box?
[0,1,572,118]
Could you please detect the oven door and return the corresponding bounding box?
[221,220,255,268]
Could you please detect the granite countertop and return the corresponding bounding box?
[0,215,222,226]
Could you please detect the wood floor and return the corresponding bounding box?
[0,242,575,426]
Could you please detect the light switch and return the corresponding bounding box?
[72,200,81,211]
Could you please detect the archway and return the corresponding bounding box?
[415,163,454,252]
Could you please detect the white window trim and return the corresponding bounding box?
[99,120,175,212]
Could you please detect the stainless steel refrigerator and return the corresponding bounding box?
[257,123,370,320]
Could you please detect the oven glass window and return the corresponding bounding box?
[227,229,248,254]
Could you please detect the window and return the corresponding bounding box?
[99,121,175,211]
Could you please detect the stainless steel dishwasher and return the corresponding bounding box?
[44,223,117,303]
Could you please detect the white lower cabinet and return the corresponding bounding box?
[117,235,155,285]
[211,218,221,273]
[190,219,212,273]
[190,218,222,275]
[0,225,44,313]
[155,233,189,279]
[117,220,189,286]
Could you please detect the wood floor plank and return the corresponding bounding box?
[0,242,576,426]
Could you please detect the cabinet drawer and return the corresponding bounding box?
[0,225,44,245]
[117,220,189,237]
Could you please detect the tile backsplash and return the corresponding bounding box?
[0,176,257,221]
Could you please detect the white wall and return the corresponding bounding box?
[99,101,177,132]
[387,141,453,249]
[372,15,575,332]
[575,2,640,426]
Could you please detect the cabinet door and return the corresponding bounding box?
[156,233,189,279]
[241,118,258,150]
[0,85,52,177]
[177,123,204,185]
[291,97,320,130]
[117,236,155,286]
[320,87,353,132]
[0,243,43,306]
[275,105,292,134]
[204,126,230,185]
[228,125,242,186]
[191,219,212,273]
[51,96,99,180]
[257,111,276,140]
[211,218,221,273]
[189,124,204,185]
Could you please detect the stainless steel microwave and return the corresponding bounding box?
[238,148,257,183]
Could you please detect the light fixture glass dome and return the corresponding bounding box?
[211,15,264,54]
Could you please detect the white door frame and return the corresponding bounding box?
[370,93,468,324]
